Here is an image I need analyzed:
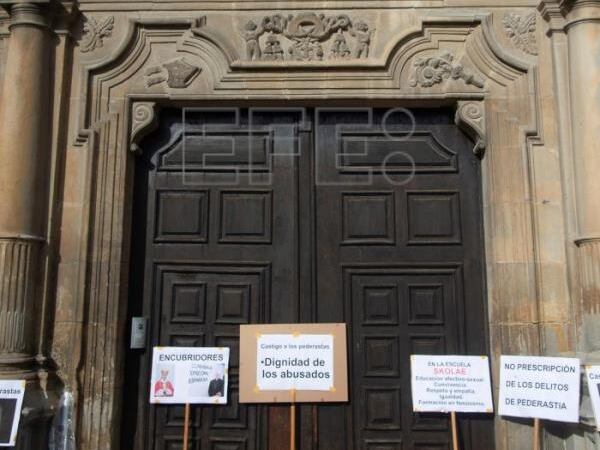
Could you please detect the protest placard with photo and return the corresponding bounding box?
[149,347,230,404]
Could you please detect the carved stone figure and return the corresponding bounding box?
[503,12,538,55]
[263,34,284,61]
[241,13,373,62]
[261,14,287,34]
[349,21,372,59]
[242,21,263,60]
[145,58,201,88]
[330,29,351,59]
[408,51,484,88]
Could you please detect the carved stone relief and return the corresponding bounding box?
[408,51,484,88]
[503,12,538,56]
[455,101,487,156]
[80,16,114,53]
[241,13,374,62]
[145,58,201,88]
[130,102,159,154]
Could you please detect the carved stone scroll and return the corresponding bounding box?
[130,102,159,154]
[455,101,487,156]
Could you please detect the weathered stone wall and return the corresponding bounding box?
[0,0,598,449]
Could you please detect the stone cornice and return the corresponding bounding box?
[0,0,51,4]
[538,0,600,32]
[539,0,600,20]
[0,1,78,34]
[0,1,51,29]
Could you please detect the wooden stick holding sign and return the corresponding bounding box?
[149,347,230,449]
[450,411,459,450]
[533,418,541,450]
[183,403,190,449]
[290,389,296,450]
[411,355,494,450]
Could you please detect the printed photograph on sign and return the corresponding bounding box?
[498,355,580,423]
[585,366,600,431]
[0,380,26,447]
[239,323,348,403]
[410,355,494,413]
[149,347,229,405]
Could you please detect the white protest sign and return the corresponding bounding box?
[0,380,26,447]
[410,355,493,413]
[585,366,600,430]
[257,334,334,391]
[498,355,580,422]
[149,347,229,404]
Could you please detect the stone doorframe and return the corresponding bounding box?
[55,9,564,450]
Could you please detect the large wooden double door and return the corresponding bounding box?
[122,107,493,450]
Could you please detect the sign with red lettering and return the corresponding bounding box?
[410,355,494,413]
[498,355,580,422]
[149,347,230,405]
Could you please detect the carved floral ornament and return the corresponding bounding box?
[408,51,485,89]
[80,15,114,53]
[503,12,538,56]
[242,13,374,62]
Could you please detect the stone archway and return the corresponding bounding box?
[51,10,553,450]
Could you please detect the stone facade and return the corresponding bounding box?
[0,0,598,449]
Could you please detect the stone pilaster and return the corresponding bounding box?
[0,1,57,448]
[539,2,600,337]
[565,0,600,357]
[557,0,600,356]
[540,0,600,447]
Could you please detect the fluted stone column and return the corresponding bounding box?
[541,0,600,447]
[0,1,56,448]
[564,0,600,354]
[0,0,50,371]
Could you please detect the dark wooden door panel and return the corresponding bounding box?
[152,264,269,450]
[123,107,493,450]
[313,109,492,450]
[124,109,308,450]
